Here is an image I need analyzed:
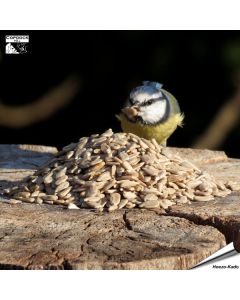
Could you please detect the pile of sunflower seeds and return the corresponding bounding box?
[6,129,239,211]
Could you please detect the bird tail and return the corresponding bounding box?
[115,114,122,122]
[177,113,185,128]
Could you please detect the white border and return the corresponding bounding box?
[1,1,240,300]
[0,270,239,299]
[0,0,240,29]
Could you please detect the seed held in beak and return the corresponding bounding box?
[122,106,139,118]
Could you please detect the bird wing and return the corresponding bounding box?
[161,89,181,115]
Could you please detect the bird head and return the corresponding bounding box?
[121,81,169,125]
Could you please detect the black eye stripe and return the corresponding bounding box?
[139,97,166,107]
[147,99,153,104]
[129,91,168,107]
[129,98,134,105]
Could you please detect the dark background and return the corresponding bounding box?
[0,31,240,157]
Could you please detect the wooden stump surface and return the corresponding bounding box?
[0,144,240,269]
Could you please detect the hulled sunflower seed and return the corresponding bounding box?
[55,181,70,193]
[143,193,158,202]
[55,175,68,186]
[55,167,67,179]
[68,203,80,209]
[31,191,40,197]
[125,202,136,209]
[66,150,74,159]
[9,199,23,204]
[44,200,54,205]
[108,205,118,212]
[58,187,72,198]
[122,161,133,172]
[20,197,35,203]
[84,195,105,203]
[7,130,236,211]
[193,195,214,201]
[142,166,159,177]
[101,128,113,137]
[42,195,58,201]
[118,199,128,209]
[123,191,137,199]
[159,199,175,209]
[139,200,159,209]
[15,191,31,198]
[97,171,111,182]
[35,198,43,204]
[109,193,121,205]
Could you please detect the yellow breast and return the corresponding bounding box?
[116,113,184,145]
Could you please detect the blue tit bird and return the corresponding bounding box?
[116,81,184,146]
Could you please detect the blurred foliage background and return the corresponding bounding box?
[0,31,240,157]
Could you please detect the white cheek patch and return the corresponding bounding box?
[131,91,162,104]
[138,100,167,123]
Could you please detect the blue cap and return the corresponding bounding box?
[130,81,163,100]
[142,81,163,90]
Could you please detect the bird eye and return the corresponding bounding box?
[147,99,153,105]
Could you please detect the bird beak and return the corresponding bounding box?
[121,106,139,119]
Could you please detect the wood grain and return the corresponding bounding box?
[0,145,239,269]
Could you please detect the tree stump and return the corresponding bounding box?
[0,144,240,269]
